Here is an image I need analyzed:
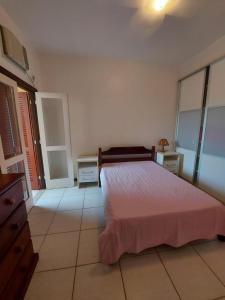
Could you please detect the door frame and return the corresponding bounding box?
[0,73,32,205]
[0,65,45,189]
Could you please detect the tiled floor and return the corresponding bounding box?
[25,186,225,300]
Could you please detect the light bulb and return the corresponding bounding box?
[153,0,169,11]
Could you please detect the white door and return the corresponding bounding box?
[35,93,74,189]
[0,73,32,208]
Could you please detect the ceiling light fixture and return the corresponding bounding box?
[153,0,169,11]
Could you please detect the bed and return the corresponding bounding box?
[98,146,225,264]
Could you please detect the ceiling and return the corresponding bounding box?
[1,0,225,64]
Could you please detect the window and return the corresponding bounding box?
[0,81,22,159]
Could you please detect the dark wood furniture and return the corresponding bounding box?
[98,146,155,166]
[0,173,38,300]
[98,146,156,185]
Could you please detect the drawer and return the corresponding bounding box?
[0,201,27,258]
[79,167,97,176]
[79,174,98,183]
[0,180,24,226]
[0,240,38,300]
[164,161,178,167]
[165,165,178,171]
[0,222,30,295]
[166,166,178,173]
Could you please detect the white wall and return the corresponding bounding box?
[180,34,225,78]
[0,6,42,89]
[39,53,178,174]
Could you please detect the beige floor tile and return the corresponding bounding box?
[64,189,85,198]
[32,235,45,253]
[36,195,62,204]
[30,206,57,214]
[31,196,61,212]
[84,192,104,208]
[121,253,179,300]
[42,188,65,196]
[28,212,54,236]
[48,210,82,234]
[85,186,101,194]
[36,232,79,271]
[58,195,84,211]
[77,228,103,265]
[160,246,225,300]
[74,263,125,300]
[81,207,105,230]
[25,268,75,300]
[194,240,225,285]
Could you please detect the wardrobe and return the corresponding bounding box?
[176,58,225,203]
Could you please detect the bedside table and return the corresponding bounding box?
[77,156,98,188]
[156,152,181,175]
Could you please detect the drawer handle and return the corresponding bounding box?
[11,223,20,230]
[15,246,24,254]
[4,198,16,205]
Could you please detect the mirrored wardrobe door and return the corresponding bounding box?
[198,59,225,203]
[176,69,206,182]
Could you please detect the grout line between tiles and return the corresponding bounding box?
[29,210,59,216]
[156,249,182,300]
[45,190,66,236]
[83,205,104,209]
[119,260,128,300]
[80,226,105,231]
[76,261,102,268]
[191,245,225,288]
[71,194,85,300]
[33,189,66,268]
[30,211,56,251]
[43,229,82,236]
[31,187,105,299]
[30,207,83,215]
[83,205,104,210]
[35,265,77,274]
[38,226,105,237]
[34,265,76,274]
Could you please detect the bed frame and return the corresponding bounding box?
[98,146,155,167]
[98,146,155,186]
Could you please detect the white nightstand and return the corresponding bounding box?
[156,151,181,175]
[77,156,98,188]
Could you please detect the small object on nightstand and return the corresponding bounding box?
[159,139,169,152]
[77,156,98,188]
[156,151,181,175]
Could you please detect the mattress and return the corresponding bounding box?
[99,161,225,264]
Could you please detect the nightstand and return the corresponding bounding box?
[77,156,98,187]
[156,151,181,175]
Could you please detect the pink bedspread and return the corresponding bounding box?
[99,161,225,264]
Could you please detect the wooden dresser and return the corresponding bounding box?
[0,173,38,300]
